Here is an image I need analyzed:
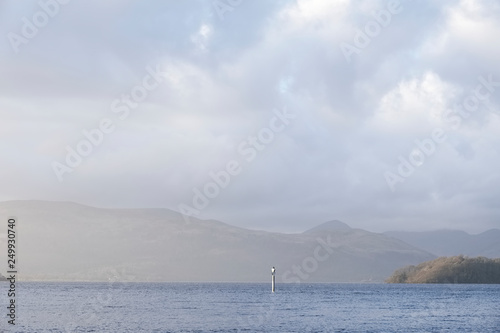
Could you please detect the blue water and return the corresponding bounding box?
[1,282,499,332]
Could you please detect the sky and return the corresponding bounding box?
[1,0,500,233]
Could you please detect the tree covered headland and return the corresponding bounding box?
[386,255,500,284]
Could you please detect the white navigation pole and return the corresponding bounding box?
[271,266,276,293]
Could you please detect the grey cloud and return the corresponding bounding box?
[1,0,499,234]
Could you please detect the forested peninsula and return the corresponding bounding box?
[386,256,500,284]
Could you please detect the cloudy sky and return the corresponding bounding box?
[1,0,500,233]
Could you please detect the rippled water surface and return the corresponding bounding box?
[1,282,499,332]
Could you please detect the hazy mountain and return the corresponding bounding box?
[303,220,352,233]
[0,200,433,282]
[385,229,500,258]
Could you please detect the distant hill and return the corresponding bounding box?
[385,229,500,258]
[0,200,433,283]
[303,220,351,234]
[386,256,500,284]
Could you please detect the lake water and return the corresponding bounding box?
[1,282,499,332]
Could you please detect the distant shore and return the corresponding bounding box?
[386,256,500,284]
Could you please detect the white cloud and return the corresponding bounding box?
[1,0,499,233]
[371,72,460,134]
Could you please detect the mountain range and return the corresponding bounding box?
[385,229,500,258]
[0,201,436,283]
